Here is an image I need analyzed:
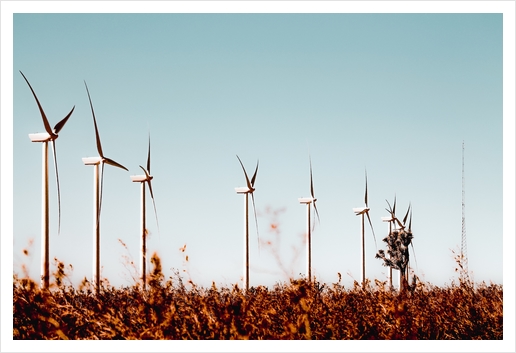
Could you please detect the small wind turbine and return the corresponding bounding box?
[381,196,398,288]
[235,155,259,291]
[401,203,417,288]
[298,157,320,282]
[20,71,75,289]
[130,133,159,290]
[82,82,128,293]
[381,197,408,289]
[352,171,376,287]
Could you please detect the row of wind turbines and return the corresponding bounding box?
[21,71,414,293]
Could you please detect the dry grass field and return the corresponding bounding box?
[13,253,503,340]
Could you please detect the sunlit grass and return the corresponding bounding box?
[13,253,502,340]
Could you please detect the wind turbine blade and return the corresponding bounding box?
[251,160,259,187]
[146,132,151,174]
[250,192,260,251]
[385,199,393,214]
[84,81,104,158]
[310,157,315,199]
[408,208,413,232]
[139,165,160,235]
[53,106,75,134]
[97,162,105,232]
[236,155,252,190]
[394,217,404,229]
[148,180,159,233]
[313,201,321,225]
[20,71,53,136]
[403,203,411,226]
[364,170,368,207]
[51,140,61,235]
[104,157,128,171]
[366,211,377,249]
[393,195,397,216]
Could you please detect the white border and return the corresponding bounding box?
[2,1,514,352]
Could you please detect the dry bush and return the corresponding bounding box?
[13,254,503,340]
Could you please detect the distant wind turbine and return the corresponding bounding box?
[130,133,159,290]
[380,197,413,290]
[82,82,128,293]
[352,171,376,287]
[298,157,320,283]
[20,71,75,289]
[235,155,259,291]
[381,196,399,288]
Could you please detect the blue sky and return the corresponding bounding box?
[10,10,506,287]
[2,1,515,351]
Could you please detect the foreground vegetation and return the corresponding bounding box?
[13,254,502,340]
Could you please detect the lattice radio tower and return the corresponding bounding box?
[461,141,469,277]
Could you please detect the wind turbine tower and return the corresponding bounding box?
[130,133,159,290]
[82,82,128,293]
[353,171,376,287]
[299,157,320,283]
[235,155,259,291]
[461,141,469,278]
[20,71,74,289]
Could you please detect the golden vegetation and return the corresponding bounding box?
[13,253,502,340]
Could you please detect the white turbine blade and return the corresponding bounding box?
[313,200,320,226]
[394,217,404,230]
[403,203,411,226]
[365,210,377,249]
[148,180,160,236]
[97,161,105,232]
[84,81,104,158]
[146,132,151,174]
[364,170,368,207]
[250,192,260,252]
[309,157,315,199]
[236,155,252,190]
[385,199,393,215]
[104,157,128,171]
[53,106,75,134]
[408,207,413,232]
[50,140,61,235]
[20,71,54,137]
[139,165,159,235]
[251,160,259,188]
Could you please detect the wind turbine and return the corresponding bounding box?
[235,155,259,291]
[82,82,128,293]
[298,157,320,283]
[130,133,159,290]
[400,203,417,288]
[20,71,75,289]
[381,197,410,289]
[381,196,398,288]
[352,171,376,287]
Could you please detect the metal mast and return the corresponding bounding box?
[461,141,469,277]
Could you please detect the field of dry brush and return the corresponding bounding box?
[13,254,503,340]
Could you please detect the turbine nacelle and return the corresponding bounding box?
[382,215,403,231]
[353,206,370,215]
[28,132,54,142]
[131,174,153,183]
[299,197,316,204]
[82,156,103,166]
[381,216,394,222]
[235,186,254,194]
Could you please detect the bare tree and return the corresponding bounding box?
[376,201,413,292]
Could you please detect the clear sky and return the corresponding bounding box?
[3,3,513,293]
